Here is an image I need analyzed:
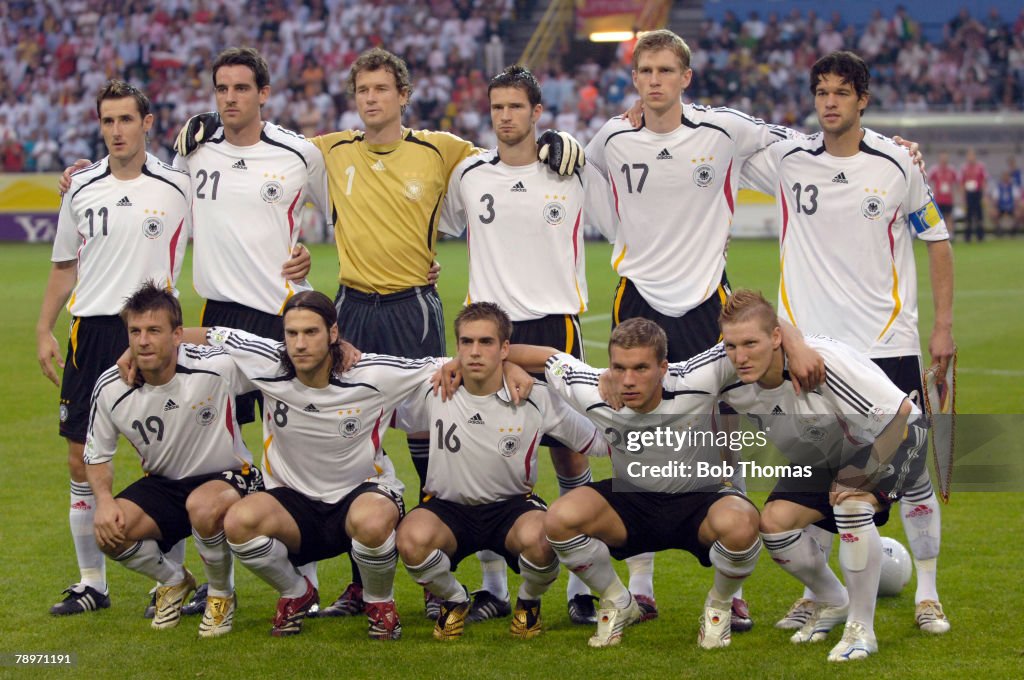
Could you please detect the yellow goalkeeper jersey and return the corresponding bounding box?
[312,128,476,294]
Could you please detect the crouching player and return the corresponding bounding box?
[717,290,928,661]
[84,282,262,636]
[196,291,442,639]
[396,303,610,641]
[506,319,763,649]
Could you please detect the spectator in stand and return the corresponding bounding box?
[961,148,989,242]
[990,170,1022,235]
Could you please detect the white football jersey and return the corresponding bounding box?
[741,129,949,358]
[543,352,724,492]
[53,153,190,317]
[178,122,328,316]
[84,343,254,478]
[585,107,793,316]
[396,381,607,505]
[439,151,588,320]
[207,327,439,503]
[716,335,922,464]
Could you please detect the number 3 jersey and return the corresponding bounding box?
[740,129,949,358]
[53,153,190,317]
[396,381,608,505]
[207,327,441,503]
[439,150,588,320]
[84,343,254,478]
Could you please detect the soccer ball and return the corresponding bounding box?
[878,537,913,596]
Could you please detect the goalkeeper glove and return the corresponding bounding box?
[537,129,585,176]
[174,112,221,157]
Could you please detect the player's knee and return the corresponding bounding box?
[223,500,260,543]
[186,494,231,537]
[712,499,759,548]
[395,520,433,564]
[543,496,582,538]
[347,496,398,546]
[759,503,799,534]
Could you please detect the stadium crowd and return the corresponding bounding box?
[0,1,1022,173]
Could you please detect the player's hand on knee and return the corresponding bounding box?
[281,243,311,281]
[427,260,441,286]
[58,159,92,194]
[93,501,126,550]
[37,331,64,387]
[597,370,623,410]
[538,130,585,176]
[339,340,362,371]
[502,361,534,404]
[116,347,138,386]
[174,111,221,157]
[432,359,463,401]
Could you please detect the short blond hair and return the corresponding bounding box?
[633,29,691,71]
[719,289,778,335]
[609,318,667,363]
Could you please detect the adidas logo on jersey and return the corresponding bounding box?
[372,160,386,172]
[303,403,319,413]
[116,195,132,207]
[656,148,673,160]
[468,413,485,425]
[832,172,848,184]
[771,405,785,415]
[163,399,179,412]
[511,181,527,192]
[232,159,247,170]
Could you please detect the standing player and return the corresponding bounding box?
[37,80,190,616]
[192,291,442,639]
[504,321,763,649]
[929,153,959,240]
[438,65,617,625]
[84,283,262,636]
[177,46,327,425]
[717,290,929,662]
[740,51,954,635]
[396,303,610,640]
[960,147,987,242]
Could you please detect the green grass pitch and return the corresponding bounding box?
[0,238,1021,677]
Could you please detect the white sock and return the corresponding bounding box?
[167,539,186,568]
[351,532,399,603]
[762,530,847,605]
[555,468,593,601]
[405,549,466,602]
[228,536,305,597]
[548,534,630,608]
[70,480,105,591]
[114,540,182,585]
[193,530,233,598]
[835,501,881,633]
[517,555,559,601]
[708,539,761,601]
[801,524,834,600]
[297,561,319,589]
[625,552,655,599]
[477,550,509,600]
[900,479,941,603]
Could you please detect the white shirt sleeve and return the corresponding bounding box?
[304,145,330,224]
[739,147,779,195]
[52,185,80,262]
[393,383,432,433]
[543,353,605,413]
[205,327,285,380]
[820,341,914,441]
[583,124,618,242]
[83,376,120,465]
[906,165,950,242]
[539,387,610,457]
[439,163,468,237]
